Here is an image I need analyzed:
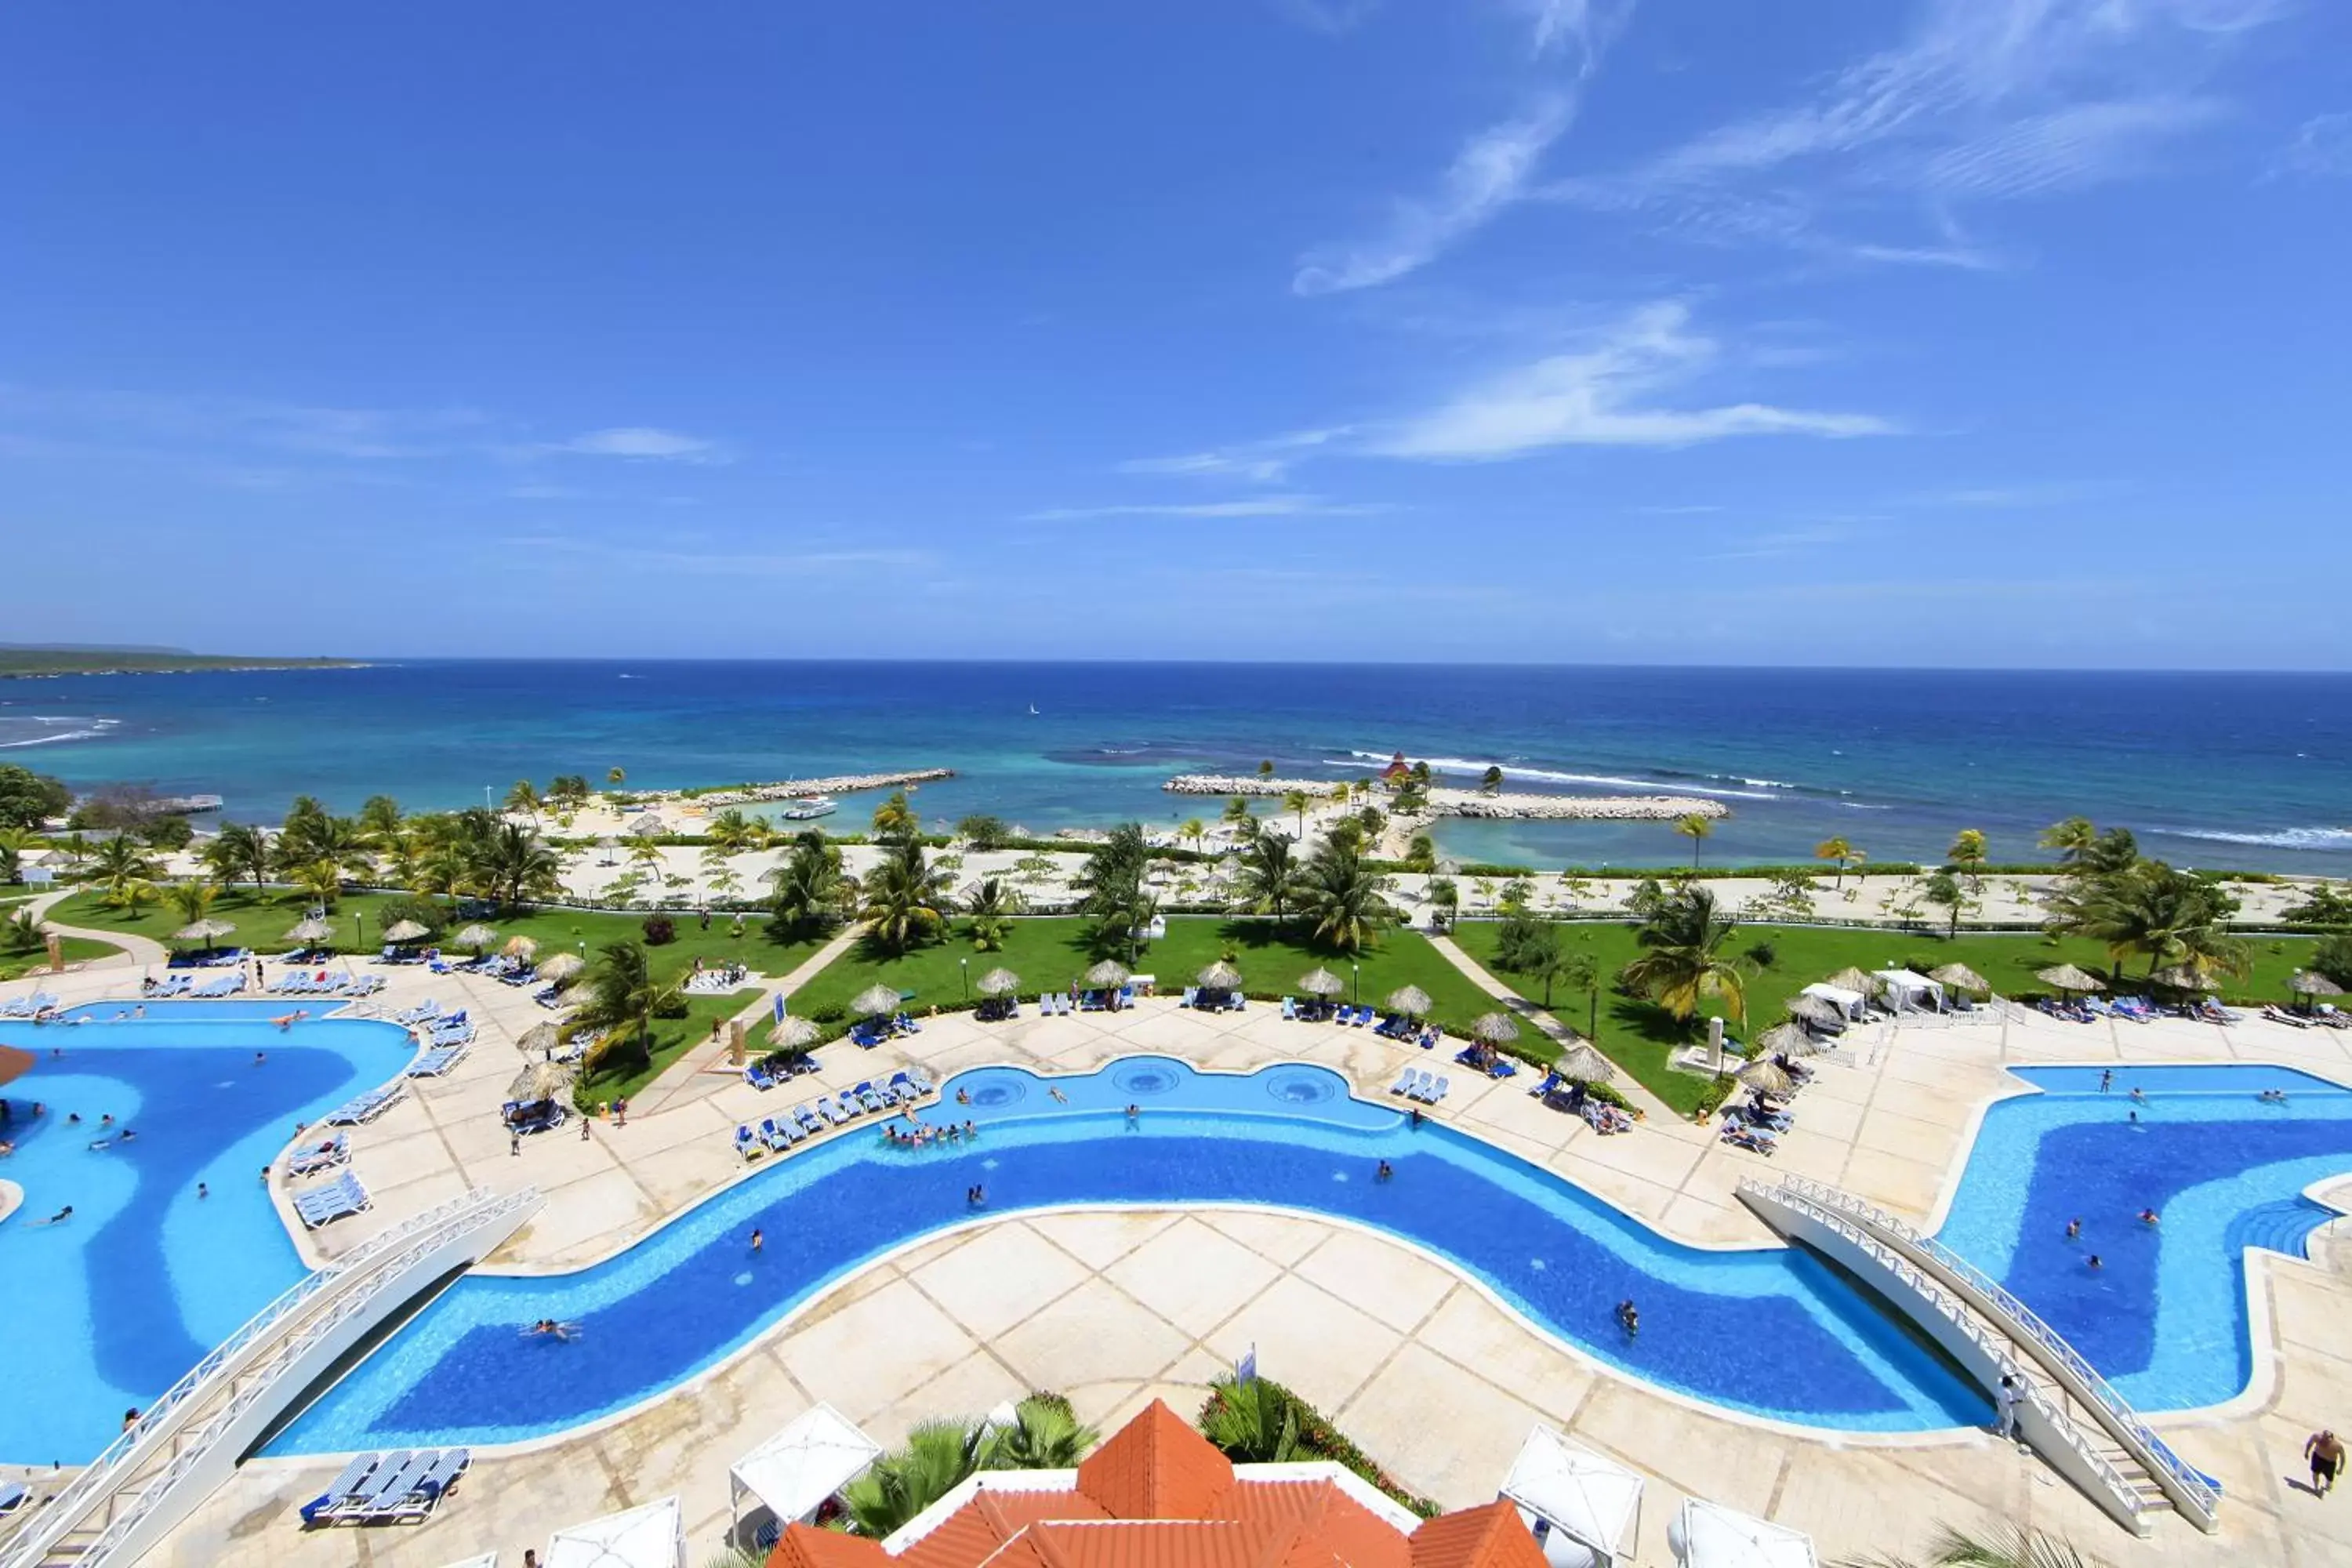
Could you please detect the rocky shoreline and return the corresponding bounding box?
[632,768,956,806]
[1164,774,1726,822]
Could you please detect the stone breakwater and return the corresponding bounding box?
[629,769,955,806]
[1163,775,1728,822]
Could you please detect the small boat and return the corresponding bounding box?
[775,796,837,821]
[1029,702,1040,715]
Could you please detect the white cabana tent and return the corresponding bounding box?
[1797,982,1867,1022]
[548,1496,683,1568]
[1871,969,1945,1014]
[730,1404,883,1535]
[1498,1424,1642,1568]
[1668,1498,1814,1568]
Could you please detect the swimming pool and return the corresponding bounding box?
[49,999,351,1024]
[0,1016,414,1463]
[1933,1063,2352,1412]
[270,1058,1989,1454]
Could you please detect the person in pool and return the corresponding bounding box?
[1616,1299,1639,1337]
[2260,1088,2290,1105]
[2139,1208,2161,1226]
[31,1206,74,1225]
[2066,1218,2082,1240]
[2129,1086,2147,1104]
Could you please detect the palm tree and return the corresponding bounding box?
[471,822,562,910]
[2060,860,2250,985]
[840,1421,989,1538]
[1921,869,1969,938]
[1281,789,1311,837]
[1846,1522,2109,1568]
[2038,817,2096,864]
[1296,840,1392,954]
[503,780,542,821]
[869,789,919,841]
[964,877,1022,952]
[1560,950,1600,1042]
[1621,887,1748,1025]
[1675,812,1714,868]
[607,767,626,788]
[163,878,220,927]
[570,938,677,1073]
[1814,836,1861,890]
[1198,1377,1302,1463]
[982,1396,1098,1469]
[1239,833,1303,923]
[1256,759,1276,779]
[0,826,31,885]
[860,838,949,955]
[358,795,405,847]
[1178,817,1205,851]
[91,835,161,903]
[706,809,759,853]
[289,858,344,908]
[768,839,855,937]
[1221,796,1254,831]
[1947,828,1989,888]
[629,840,664,879]
[1479,764,1504,793]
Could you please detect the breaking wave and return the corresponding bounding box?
[2161,826,2352,851]
[0,715,121,749]
[1333,750,1784,801]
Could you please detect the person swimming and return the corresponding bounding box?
[2129,1086,2147,1104]
[31,1206,74,1225]
[2088,1254,2104,1270]
[2139,1208,2160,1226]
[1375,1160,1393,1181]
[2065,1218,2082,1240]
[525,1319,579,1341]
[2259,1088,2289,1105]
[1616,1298,1639,1337]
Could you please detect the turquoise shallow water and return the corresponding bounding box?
[6,660,2351,870]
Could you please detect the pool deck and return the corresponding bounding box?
[7,955,2352,1567]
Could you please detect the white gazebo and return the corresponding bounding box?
[1668,1497,1815,1568]
[729,1403,883,1540]
[1797,982,1866,1022]
[548,1496,684,1568]
[1498,1424,1642,1568]
[1871,968,1945,1014]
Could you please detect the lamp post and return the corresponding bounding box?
[960,958,968,1001]
[354,911,366,953]
[1351,961,1359,1005]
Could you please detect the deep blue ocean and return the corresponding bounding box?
[4,661,2349,872]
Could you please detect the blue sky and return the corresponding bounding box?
[3,0,2347,666]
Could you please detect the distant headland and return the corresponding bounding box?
[0,644,365,680]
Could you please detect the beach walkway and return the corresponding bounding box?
[1427,931,1679,1123]
[633,927,866,1117]
[26,888,160,970]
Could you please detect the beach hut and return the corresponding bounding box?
[728,1405,882,1547]
[1299,967,1346,999]
[383,919,431,944]
[1928,962,1991,997]
[1667,1497,1814,1568]
[547,1496,684,1568]
[851,984,903,1022]
[1797,982,1867,1023]
[1499,1422,1642,1568]
[1472,1011,1521,1045]
[1385,984,1433,1019]
[1871,968,1944,1013]
[2037,964,2106,995]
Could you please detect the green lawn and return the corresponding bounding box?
[2,935,122,982]
[785,916,1501,1044]
[44,887,827,1104]
[1449,919,2325,1116]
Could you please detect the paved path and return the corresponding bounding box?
[1427,931,1679,1122]
[25,888,158,969]
[636,927,864,1115]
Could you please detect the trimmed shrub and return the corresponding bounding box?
[641,913,677,946]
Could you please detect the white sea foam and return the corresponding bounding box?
[0,715,120,749]
[2162,826,2352,851]
[1334,749,1780,800]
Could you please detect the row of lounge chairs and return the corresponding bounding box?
[1389,1068,1450,1103]
[295,1171,372,1228]
[735,1069,935,1159]
[165,946,247,969]
[1454,1044,1520,1080]
[2,991,59,1017]
[742,1055,822,1091]
[2038,993,2246,1025]
[298,1446,470,1526]
[1178,987,1240,1012]
[326,1083,406,1125]
[268,969,383,997]
[1530,1073,1635,1133]
[849,1011,922,1048]
[407,1039,470,1076]
[2267,1004,2352,1030]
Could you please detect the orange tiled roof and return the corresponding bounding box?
[898,1487,1113,1568]
[1213,1480,1410,1568]
[1405,1502,1545,1568]
[771,1523,891,1568]
[1074,1401,1237,1521]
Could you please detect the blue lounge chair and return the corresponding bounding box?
[906,1066,936,1094]
[296,1172,372,1229]
[326,1083,405,1125]
[387,1447,470,1521]
[1279,996,1298,1021]
[300,1452,382,1526]
[1390,1069,1415,1096]
[287,1131,350,1176]
[793,1103,824,1134]
[735,1125,763,1160]
[0,1480,27,1517]
[760,1117,792,1152]
[856,1082,889,1113]
[744,1063,775,1091]
[405,1044,463,1077]
[1432,1075,1452,1102]
[314,1450,404,1524]
[333,1450,432,1523]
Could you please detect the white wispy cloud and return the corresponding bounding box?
[0,384,492,461]
[1364,303,1893,460]
[550,426,728,464]
[1023,495,1386,522]
[1294,99,1574,296]
[2269,111,2352,179]
[1116,429,1349,485]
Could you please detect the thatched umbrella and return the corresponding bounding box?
[2290,970,2343,997]
[1754,1021,1824,1059]
[454,923,499,953]
[507,1060,577,1102]
[1085,960,1131,989]
[1385,984,1433,1018]
[1737,1057,1796,1096]
[1472,1011,1521,1045]
[1198,960,1244,991]
[1552,1042,1615,1083]
[977,967,1022,998]
[851,984,903,1019]
[2151,965,2215,993]
[1298,967,1346,998]
[1824,966,1878,997]
[771,1015,820,1049]
[517,1022,561,1056]
[626,813,669,837]
[503,935,539,960]
[538,952,585,984]
[2037,964,2106,995]
[1785,993,1846,1031]
[286,916,335,946]
[1929,962,1990,996]
[383,919,430,943]
[172,918,237,943]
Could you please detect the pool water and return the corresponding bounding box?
[270,1058,1989,1454]
[1933,1064,2352,1412]
[0,1017,413,1463]
[49,1000,353,1024]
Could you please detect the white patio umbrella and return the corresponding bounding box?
[1668,1497,1814,1568]
[1500,1423,1644,1568]
[728,1406,881,1540]
[548,1495,684,1568]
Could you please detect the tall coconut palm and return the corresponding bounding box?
[163,878,220,927]
[2038,817,2096,864]
[840,1421,989,1538]
[2062,860,2249,985]
[607,767,626,788]
[768,838,855,937]
[1238,833,1303,923]
[1221,796,1254,831]
[0,826,32,885]
[92,835,162,903]
[1622,887,1748,1025]
[869,789,919,842]
[1296,840,1392,954]
[1178,817,1206,851]
[1814,836,1862,889]
[202,822,274,895]
[706,808,759,853]
[1675,812,1714,868]
[470,821,562,910]
[570,938,676,1072]
[1947,828,1989,887]
[1281,789,1311,837]
[289,858,344,909]
[964,876,1023,952]
[358,795,405,847]
[860,838,949,955]
[503,780,542,821]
